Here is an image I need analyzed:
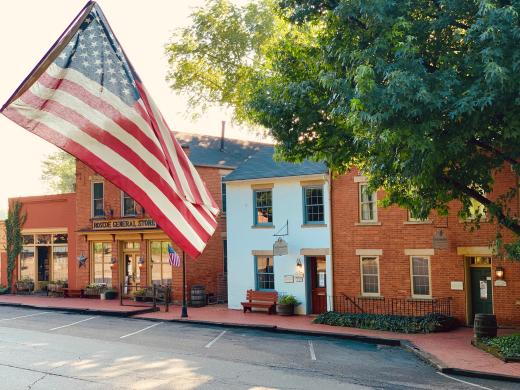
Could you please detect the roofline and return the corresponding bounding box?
[175,131,273,147]
[223,173,329,184]
[193,163,237,170]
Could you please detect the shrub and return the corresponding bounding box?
[481,334,520,360]
[313,312,457,333]
[278,294,299,305]
[0,284,8,294]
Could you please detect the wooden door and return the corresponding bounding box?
[470,267,493,323]
[310,256,327,314]
[123,253,140,291]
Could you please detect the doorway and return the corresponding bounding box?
[37,246,50,283]
[467,256,493,324]
[121,241,141,295]
[307,256,327,314]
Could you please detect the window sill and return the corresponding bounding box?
[301,223,327,228]
[357,295,384,300]
[251,225,275,229]
[355,222,381,226]
[403,220,432,225]
[121,215,137,218]
[407,296,434,301]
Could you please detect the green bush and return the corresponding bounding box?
[482,334,520,360]
[0,284,9,294]
[278,294,299,305]
[313,312,457,333]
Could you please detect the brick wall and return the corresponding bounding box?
[331,167,520,326]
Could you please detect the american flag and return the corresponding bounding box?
[1,2,219,258]
[168,244,181,267]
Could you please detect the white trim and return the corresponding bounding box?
[360,255,380,297]
[356,249,383,256]
[410,256,432,299]
[225,173,328,185]
[405,249,434,256]
[359,183,378,223]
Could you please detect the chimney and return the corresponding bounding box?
[220,120,226,152]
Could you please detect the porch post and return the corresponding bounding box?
[181,251,188,318]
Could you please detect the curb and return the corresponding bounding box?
[0,301,158,317]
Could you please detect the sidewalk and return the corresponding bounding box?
[0,294,518,380]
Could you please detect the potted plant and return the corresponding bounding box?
[277,294,299,316]
[132,288,146,302]
[15,277,34,294]
[85,283,107,298]
[104,289,118,300]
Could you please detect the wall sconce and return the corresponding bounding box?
[138,256,145,268]
[495,266,504,280]
[296,258,303,270]
[77,254,87,268]
[110,257,117,268]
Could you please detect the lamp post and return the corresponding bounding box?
[181,251,188,318]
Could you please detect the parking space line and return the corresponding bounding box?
[308,341,316,361]
[205,330,226,348]
[49,316,97,331]
[0,312,50,321]
[119,322,162,339]
[437,372,492,390]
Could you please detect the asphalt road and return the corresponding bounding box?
[0,306,515,390]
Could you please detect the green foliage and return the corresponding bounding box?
[0,284,8,295]
[482,333,520,360]
[167,0,520,254]
[5,201,26,291]
[313,312,457,333]
[278,294,299,305]
[41,151,76,193]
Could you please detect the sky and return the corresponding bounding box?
[0,0,264,219]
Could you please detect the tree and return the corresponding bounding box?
[41,151,76,193]
[166,0,520,257]
[5,201,26,291]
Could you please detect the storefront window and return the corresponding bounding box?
[22,235,34,245]
[150,241,172,285]
[20,247,36,280]
[52,246,68,282]
[93,242,112,285]
[36,234,52,245]
[53,233,68,244]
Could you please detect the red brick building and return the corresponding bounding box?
[331,166,520,326]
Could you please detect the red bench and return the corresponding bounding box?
[63,288,84,298]
[241,290,277,314]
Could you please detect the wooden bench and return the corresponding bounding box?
[63,288,84,298]
[241,290,277,314]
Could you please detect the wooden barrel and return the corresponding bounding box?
[474,314,497,339]
[190,285,206,307]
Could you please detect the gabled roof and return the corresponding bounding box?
[175,132,270,169]
[223,146,328,182]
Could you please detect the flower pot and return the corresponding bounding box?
[100,292,106,300]
[276,303,295,316]
[104,290,117,300]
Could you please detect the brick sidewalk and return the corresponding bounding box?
[0,295,518,379]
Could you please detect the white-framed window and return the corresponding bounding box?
[360,256,380,296]
[121,192,136,217]
[253,189,273,225]
[410,256,431,298]
[303,186,325,224]
[359,184,377,222]
[92,181,104,218]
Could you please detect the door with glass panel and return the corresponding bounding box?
[309,256,327,314]
[122,242,140,294]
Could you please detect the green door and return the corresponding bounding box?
[470,267,493,322]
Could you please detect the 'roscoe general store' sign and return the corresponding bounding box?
[92,218,157,230]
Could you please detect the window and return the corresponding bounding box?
[360,256,379,296]
[408,210,427,222]
[121,192,136,217]
[359,184,377,222]
[150,241,172,286]
[221,182,227,214]
[411,256,431,298]
[93,242,112,285]
[303,186,324,224]
[256,256,274,290]
[19,233,68,283]
[223,239,228,274]
[254,189,273,225]
[92,182,104,218]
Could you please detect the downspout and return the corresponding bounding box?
[328,169,334,311]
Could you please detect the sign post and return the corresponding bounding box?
[181,251,188,318]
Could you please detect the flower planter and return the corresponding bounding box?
[276,303,295,316]
[16,280,34,294]
[104,290,117,300]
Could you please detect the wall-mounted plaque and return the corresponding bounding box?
[92,218,157,230]
[432,229,448,249]
[284,275,294,283]
[450,281,463,290]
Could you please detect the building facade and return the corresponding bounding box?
[225,147,332,314]
[332,168,520,327]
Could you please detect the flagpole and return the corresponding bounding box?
[181,250,188,318]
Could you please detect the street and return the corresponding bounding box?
[0,306,514,389]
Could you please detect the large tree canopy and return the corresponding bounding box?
[166,0,520,257]
[41,151,76,194]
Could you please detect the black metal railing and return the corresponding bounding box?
[119,283,172,312]
[316,294,452,317]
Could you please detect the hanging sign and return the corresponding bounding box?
[432,229,448,249]
[480,280,488,299]
[273,237,288,256]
